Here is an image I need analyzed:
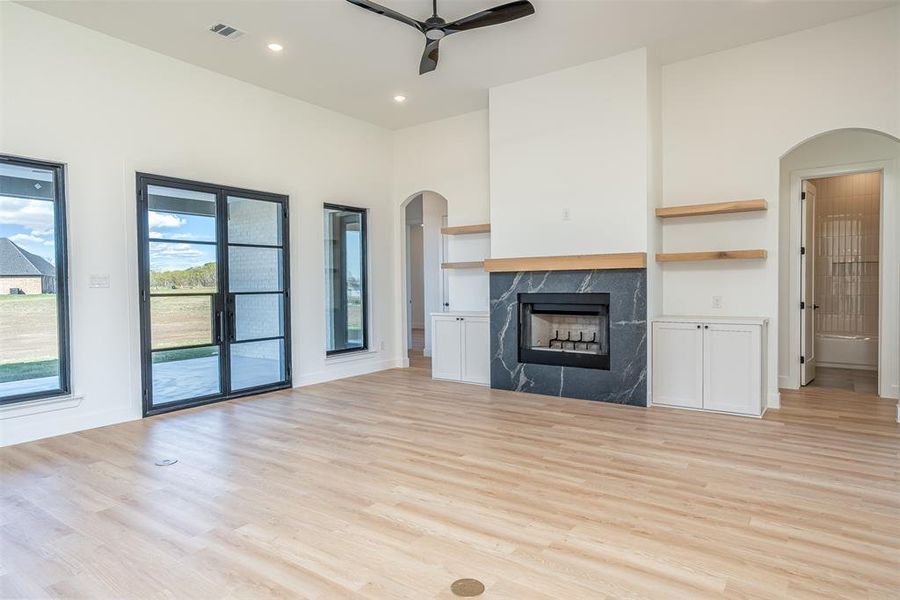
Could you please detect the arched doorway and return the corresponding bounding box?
[401,191,448,372]
[778,128,899,404]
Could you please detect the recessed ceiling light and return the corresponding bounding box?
[393,95,407,103]
[267,42,283,52]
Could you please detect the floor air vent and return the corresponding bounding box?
[209,23,245,39]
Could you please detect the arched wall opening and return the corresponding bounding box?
[778,128,900,401]
[400,191,448,364]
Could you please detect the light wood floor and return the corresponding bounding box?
[1,368,898,599]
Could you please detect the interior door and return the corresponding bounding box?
[801,180,817,385]
[138,174,291,416]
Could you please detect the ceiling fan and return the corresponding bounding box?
[346,0,535,74]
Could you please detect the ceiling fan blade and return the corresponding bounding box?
[419,39,440,75]
[444,0,534,33]
[345,0,425,32]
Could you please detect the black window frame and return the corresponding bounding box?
[0,154,71,405]
[136,172,292,417]
[324,203,369,356]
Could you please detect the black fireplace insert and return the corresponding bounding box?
[518,292,610,370]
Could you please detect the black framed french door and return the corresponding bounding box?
[136,173,291,416]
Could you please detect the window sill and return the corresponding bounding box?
[325,348,376,363]
[0,393,83,419]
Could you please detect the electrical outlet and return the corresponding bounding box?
[562,208,571,221]
[712,295,723,309]
[380,340,385,351]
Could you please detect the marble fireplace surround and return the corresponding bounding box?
[490,268,647,406]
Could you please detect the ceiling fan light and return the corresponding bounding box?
[393,95,407,103]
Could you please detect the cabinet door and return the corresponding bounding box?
[431,316,462,381]
[702,324,762,415]
[652,322,703,408]
[461,317,490,385]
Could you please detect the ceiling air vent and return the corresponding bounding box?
[208,23,245,40]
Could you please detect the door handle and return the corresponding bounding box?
[228,309,236,342]
[215,310,224,343]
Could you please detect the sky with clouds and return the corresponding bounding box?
[0,196,57,263]
[148,210,217,272]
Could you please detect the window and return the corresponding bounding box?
[324,204,367,354]
[0,155,70,404]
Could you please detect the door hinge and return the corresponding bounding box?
[801,191,806,200]
[142,388,149,402]
[800,246,806,255]
[800,356,806,364]
[800,301,805,310]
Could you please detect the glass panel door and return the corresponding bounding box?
[138,176,290,416]
[226,195,288,392]
[143,183,223,408]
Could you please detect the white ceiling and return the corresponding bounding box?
[22,0,894,129]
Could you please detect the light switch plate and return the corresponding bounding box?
[89,274,110,289]
[712,295,723,309]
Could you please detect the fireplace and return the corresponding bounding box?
[518,293,610,370]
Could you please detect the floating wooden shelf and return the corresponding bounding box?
[483,252,646,273]
[441,261,485,270]
[656,199,767,219]
[440,223,491,235]
[656,249,767,262]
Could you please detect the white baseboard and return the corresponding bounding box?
[294,356,406,388]
[778,375,798,390]
[767,390,781,410]
[0,405,137,448]
[818,361,877,371]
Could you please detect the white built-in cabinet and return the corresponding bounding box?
[431,312,490,385]
[652,316,767,417]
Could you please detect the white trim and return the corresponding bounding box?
[324,348,380,364]
[817,361,877,371]
[1,405,136,448]
[293,357,405,387]
[787,159,897,398]
[767,390,781,410]
[0,393,83,419]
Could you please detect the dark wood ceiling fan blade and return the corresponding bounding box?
[444,0,535,33]
[345,0,425,32]
[419,39,440,74]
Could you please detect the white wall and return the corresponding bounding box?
[661,6,900,406]
[392,109,491,340]
[778,129,899,397]
[489,49,651,258]
[420,191,446,355]
[0,3,400,445]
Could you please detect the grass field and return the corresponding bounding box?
[0,292,212,383]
